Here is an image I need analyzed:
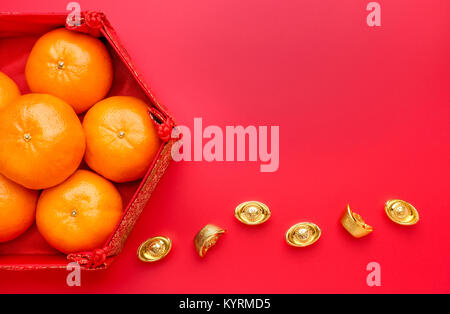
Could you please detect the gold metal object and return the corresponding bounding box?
[341,204,373,238]
[385,199,419,225]
[235,201,271,225]
[194,224,226,257]
[285,222,321,247]
[137,236,172,262]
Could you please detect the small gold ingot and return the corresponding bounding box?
[385,199,419,226]
[235,201,271,225]
[194,224,226,257]
[285,222,321,247]
[137,236,172,262]
[341,204,373,238]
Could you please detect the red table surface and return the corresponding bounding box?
[0,0,449,294]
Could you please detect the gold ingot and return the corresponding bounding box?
[235,201,271,225]
[285,222,321,247]
[137,236,172,262]
[341,204,373,238]
[194,224,226,257]
[385,199,419,225]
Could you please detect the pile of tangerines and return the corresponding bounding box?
[0,29,161,254]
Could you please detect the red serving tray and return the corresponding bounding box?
[0,12,176,270]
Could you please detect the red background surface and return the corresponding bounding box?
[0,0,449,293]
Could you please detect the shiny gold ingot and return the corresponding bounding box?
[341,205,373,238]
[285,222,321,247]
[138,236,172,262]
[235,201,271,225]
[385,199,419,225]
[194,224,226,257]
